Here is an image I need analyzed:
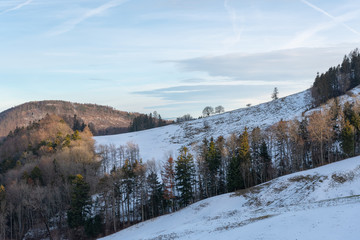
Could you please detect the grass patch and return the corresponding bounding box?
[331,173,353,183]
[232,182,271,197]
[193,202,209,211]
[214,214,275,231]
[288,174,320,182]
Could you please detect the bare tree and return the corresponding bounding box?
[307,109,334,166]
[202,106,214,117]
[215,105,225,114]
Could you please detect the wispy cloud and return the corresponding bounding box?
[49,0,129,36]
[223,0,242,49]
[0,0,32,15]
[172,47,352,83]
[301,0,360,37]
[285,10,360,49]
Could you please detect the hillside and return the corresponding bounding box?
[100,156,360,240]
[95,88,313,161]
[95,86,360,163]
[0,100,139,138]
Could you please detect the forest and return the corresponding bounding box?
[311,48,360,106]
[1,49,360,239]
[95,98,360,237]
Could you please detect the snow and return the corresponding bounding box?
[99,156,360,240]
[94,86,360,239]
[94,89,312,162]
[95,86,360,164]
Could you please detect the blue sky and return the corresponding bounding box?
[1,0,360,118]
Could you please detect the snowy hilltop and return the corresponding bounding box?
[99,156,360,240]
[94,89,312,162]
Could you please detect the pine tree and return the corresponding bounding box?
[260,141,272,182]
[67,174,91,229]
[147,172,163,218]
[341,120,355,157]
[271,87,279,100]
[175,147,196,207]
[227,154,242,192]
[206,137,221,196]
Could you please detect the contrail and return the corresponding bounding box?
[224,0,242,46]
[301,0,360,36]
[0,0,33,15]
[49,0,130,36]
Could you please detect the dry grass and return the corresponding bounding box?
[232,182,271,197]
[288,174,320,182]
[214,214,275,231]
[331,172,354,183]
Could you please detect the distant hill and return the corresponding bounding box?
[0,100,139,138]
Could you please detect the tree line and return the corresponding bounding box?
[128,112,168,132]
[93,98,360,237]
[312,48,360,106]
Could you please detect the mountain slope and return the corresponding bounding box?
[100,156,360,240]
[95,86,360,163]
[95,89,312,161]
[0,100,138,137]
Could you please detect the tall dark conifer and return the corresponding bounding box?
[175,147,196,207]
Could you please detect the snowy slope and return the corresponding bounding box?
[94,89,312,162]
[94,86,360,163]
[99,156,360,240]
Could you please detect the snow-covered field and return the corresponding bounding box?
[95,86,360,164]
[94,89,312,162]
[100,156,360,240]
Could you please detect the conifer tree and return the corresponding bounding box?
[260,141,272,182]
[175,147,196,207]
[227,154,241,192]
[67,174,91,229]
[341,120,355,157]
[272,87,279,100]
[206,137,221,196]
[147,172,163,218]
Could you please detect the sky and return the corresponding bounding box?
[1,0,360,118]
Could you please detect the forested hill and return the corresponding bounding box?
[0,100,139,137]
[311,48,360,106]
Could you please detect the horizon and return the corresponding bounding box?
[1,0,360,118]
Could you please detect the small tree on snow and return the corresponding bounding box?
[272,87,279,100]
[202,106,214,117]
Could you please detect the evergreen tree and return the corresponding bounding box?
[67,174,91,229]
[30,166,44,186]
[271,87,279,100]
[147,172,163,218]
[206,137,221,196]
[175,147,196,207]
[341,120,355,157]
[215,136,227,194]
[227,154,242,192]
[260,141,272,182]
